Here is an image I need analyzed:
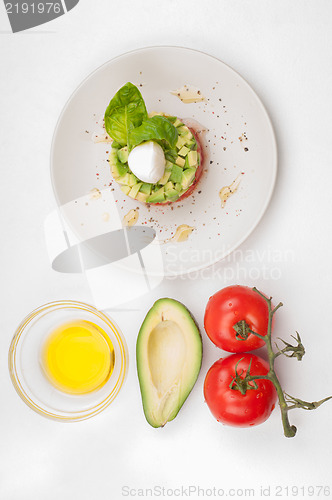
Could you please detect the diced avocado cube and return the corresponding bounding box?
[164,181,175,191]
[165,181,179,201]
[174,118,183,127]
[140,183,152,195]
[109,150,128,179]
[165,188,180,201]
[128,182,143,199]
[159,169,172,185]
[111,163,128,180]
[187,150,198,167]
[121,185,131,195]
[136,192,149,203]
[170,164,183,184]
[109,149,118,166]
[183,130,193,141]
[178,145,190,157]
[175,156,185,168]
[117,146,129,163]
[165,160,173,170]
[117,173,132,185]
[181,168,196,189]
[128,173,138,187]
[111,141,121,149]
[176,136,186,150]
[177,125,188,136]
[175,182,182,192]
[147,187,165,203]
[178,126,192,139]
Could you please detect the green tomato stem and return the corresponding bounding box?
[250,288,297,437]
[232,288,331,437]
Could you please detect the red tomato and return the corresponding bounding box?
[204,285,271,352]
[204,353,276,427]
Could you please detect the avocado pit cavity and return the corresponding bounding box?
[148,320,186,396]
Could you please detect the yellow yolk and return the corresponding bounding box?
[42,320,115,395]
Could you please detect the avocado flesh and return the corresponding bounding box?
[136,191,149,202]
[147,187,165,203]
[140,183,152,195]
[158,169,172,186]
[169,164,183,184]
[165,188,180,201]
[136,298,202,428]
[187,150,198,167]
[109,150,128,179]
[121,185,131,195]
[128,182,142,199]
[181,168,196,189]
[117,146,129,163]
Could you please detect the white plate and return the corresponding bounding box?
[51,46,277,277]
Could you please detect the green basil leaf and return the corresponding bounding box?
[104,82,148,148]
[129,115,179,149]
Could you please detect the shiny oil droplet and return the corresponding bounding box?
[219,175,243,208]
[170,85,206,103]
[123,209,139,227]
[89,187,102,200]
[171,224,195,243]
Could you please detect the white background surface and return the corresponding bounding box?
[1,1,332,499]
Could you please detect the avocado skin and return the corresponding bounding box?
[136,298,203,428]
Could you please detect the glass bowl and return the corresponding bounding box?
[8,300,128,422]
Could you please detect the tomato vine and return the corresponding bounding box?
[231,288,332,437]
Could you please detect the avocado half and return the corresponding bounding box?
[136,298,203,427]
